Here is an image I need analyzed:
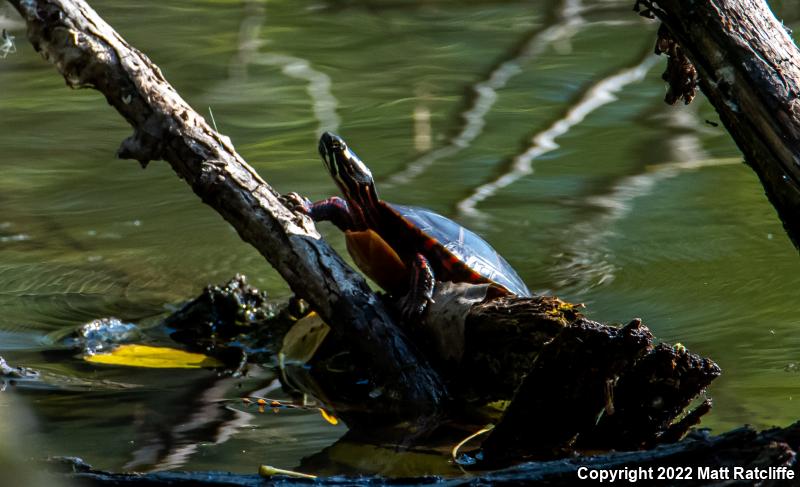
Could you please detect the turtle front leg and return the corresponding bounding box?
[397,253,436,324]
[285,193,356,232]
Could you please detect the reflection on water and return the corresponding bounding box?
[227,1,340,136]
[384,0,586,187]
[456,50,658,217]
[552,104,728,291]
[1,0,800,476]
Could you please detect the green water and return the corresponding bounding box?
[1,0,799,476]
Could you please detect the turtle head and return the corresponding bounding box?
[318,132,378,206]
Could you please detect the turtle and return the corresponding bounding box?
[292,132,531,319]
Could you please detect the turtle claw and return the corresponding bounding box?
[283,192,312,214]
[396,253,436,325]
[396,290,431,326]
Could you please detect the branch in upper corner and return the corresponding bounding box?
[632,0,800,248]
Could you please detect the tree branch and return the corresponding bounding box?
[639,0,800,247]
[5,0,444,419]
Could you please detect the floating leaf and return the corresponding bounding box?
[319,408,339,425]
[84,344,223,368]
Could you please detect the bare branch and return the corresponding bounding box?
[5,0,444,419]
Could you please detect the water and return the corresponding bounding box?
[1,0,799,476]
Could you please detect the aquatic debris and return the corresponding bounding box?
[239,395,339,425]
[164,274,280,351]
[451,424,494,467]
[64,317,140,355]
[258,464,316,479]
[84,344,223,369]
[279,311,329,365]
[0,29,15,59]
[0,355,39,391]
[655,24,698,105]
[0,356,34,377]
[319,408,338,425]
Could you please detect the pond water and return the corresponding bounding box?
[1,0,800,477]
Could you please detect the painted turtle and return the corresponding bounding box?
[294,132,531,318]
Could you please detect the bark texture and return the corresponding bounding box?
[478,319,720,463]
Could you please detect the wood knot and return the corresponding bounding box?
[117,129,164,168]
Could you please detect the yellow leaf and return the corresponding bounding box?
[486,400,511,411]
[319,408,339,425]
[84,344,223,369]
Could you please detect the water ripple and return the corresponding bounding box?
[228,0,340,136]
[384,0,584,186]
[456,52,659,217]
[550,105,738,291]
[553,157,741,292]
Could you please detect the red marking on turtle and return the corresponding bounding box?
[317,132,531,298]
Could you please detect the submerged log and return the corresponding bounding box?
[5,0,445,421]
[636,0,800,248]
[49,421,800,486]
[479,320,720,464]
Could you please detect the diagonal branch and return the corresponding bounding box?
[5,0,444,419]
[638,0,800,248]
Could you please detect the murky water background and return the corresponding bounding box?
[1,0,800,476]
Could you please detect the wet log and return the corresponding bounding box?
[636,0,800,248]
[479,320,720,464]
[149,273,718,454]
[4,0,445,421]
[49,421,800,486]
[454,295,580,403]
[480,318,654,462]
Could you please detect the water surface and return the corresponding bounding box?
[1,0,799,476]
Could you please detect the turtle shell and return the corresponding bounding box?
[387,203,531,297]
